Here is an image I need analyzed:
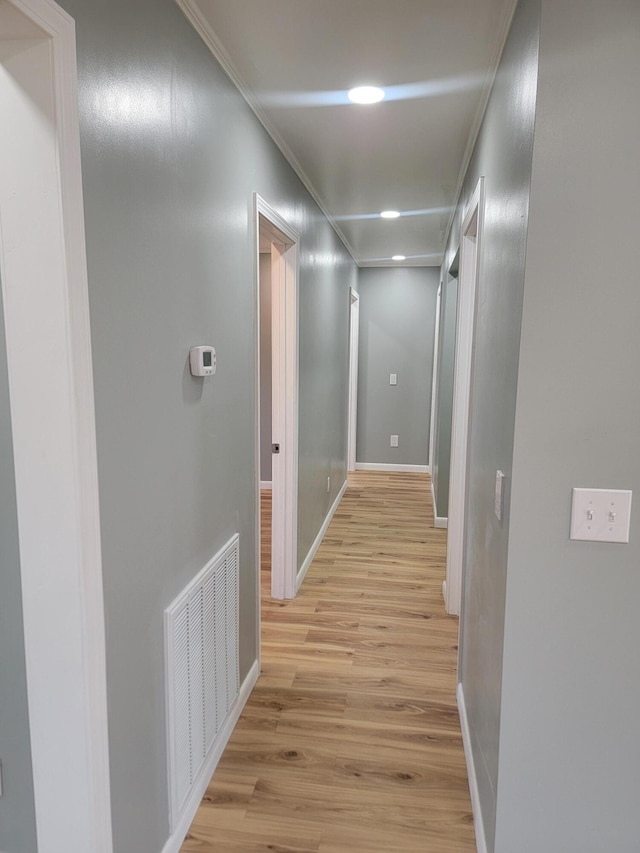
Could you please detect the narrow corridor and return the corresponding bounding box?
[182,471,475,852]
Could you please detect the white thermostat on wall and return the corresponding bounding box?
[189,346,216,377]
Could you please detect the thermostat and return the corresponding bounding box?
[189,346,216,377]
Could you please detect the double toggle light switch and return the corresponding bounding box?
[570,488,632,543]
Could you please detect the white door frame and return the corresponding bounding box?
[347,287,359,472]
[254,195,299,601]
[428,281,443,475]
[0,1,112,850]
[445,177,484,617]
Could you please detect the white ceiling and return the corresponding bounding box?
[179,0,518,266]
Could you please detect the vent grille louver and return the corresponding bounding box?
[165,534,240,830]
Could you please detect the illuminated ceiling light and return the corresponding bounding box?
[380,210,400,219]
[392,255,406,261]
[347,85,385,104]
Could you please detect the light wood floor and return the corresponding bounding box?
[181,471,475,852]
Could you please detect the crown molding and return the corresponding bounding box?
[443,0,519,250]
[175,0,360,264]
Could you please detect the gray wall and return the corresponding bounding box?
[450,1,640,850]
[496,2,640,850]
[356,266,438,467]
[297,244,355,568]
[0,285,37,852]
[443,0,540,847]
[57,0,355,850]
[259,252,272,483]
[431,273,458,519]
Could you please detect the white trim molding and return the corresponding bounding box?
[347,288,360,473]
[356,462,430,474]
[259,480,273,490]
[428,281,442,471]
[431,481,448,528]
[161,660,259,853]
[446,176,485,617]
[0,1,112,850]
[296,479,348,592]
[254,195,299,601]
[458,683,488,853]
[175,0,357,263]
[442,2,518,251]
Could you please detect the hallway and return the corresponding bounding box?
[181,471,475,852]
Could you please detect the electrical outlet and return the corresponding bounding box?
[570,488,632,543]
[389,373,397,385]
[390,434,399,447]
[495,470,505,521]
[327,476,331,493]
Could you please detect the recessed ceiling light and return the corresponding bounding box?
[380,210,400,219]
[348,86,385,105]
[392,255,406,261]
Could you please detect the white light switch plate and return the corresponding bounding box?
[390,434,399,447]
[570,488,632,543]
[390,373,397,385]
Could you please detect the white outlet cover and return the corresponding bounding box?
[495,470,505,521]
[390,373,397,385]
[570,488,632,543]
[390,434,399,447]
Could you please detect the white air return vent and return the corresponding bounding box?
[165,534,239,830]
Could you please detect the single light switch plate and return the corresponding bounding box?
[570,488,632,543]
[390,373,397,385]
[495,470,505,521]
[390,434,399,447]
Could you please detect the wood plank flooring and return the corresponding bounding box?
[181,471,475,852]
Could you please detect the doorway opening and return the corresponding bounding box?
[445,177,484,617]
[431,257,459,542]
[428,281,443,479]
[347,288,359,472]
[254,196,299,607]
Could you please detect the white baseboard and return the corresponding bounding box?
[296,479,348,592]
[161,659,260,853]
[431,480,448,528]
[259,480,272,490]
[355,462,430,474]
[457,683,488,853]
